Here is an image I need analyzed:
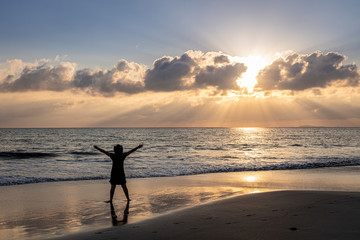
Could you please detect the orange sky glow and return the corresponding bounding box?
[1,52,359,128]
[1,1,360,128]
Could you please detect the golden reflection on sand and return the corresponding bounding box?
[243,175,258,183]
[3,167,360,240]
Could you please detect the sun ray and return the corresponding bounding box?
[232,56,269,93]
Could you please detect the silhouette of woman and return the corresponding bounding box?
[94,144,143,202]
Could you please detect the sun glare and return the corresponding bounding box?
[244,175,258,183]
[233,56,269,93]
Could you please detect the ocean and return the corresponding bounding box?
[1,127,360,186]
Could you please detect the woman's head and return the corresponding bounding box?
[114,144,123,154]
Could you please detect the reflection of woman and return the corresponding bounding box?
[94,144,143,202]
[110,201,130,226]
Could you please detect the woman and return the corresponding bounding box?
[94,144,143,202]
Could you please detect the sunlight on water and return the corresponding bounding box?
[0,128,359,186]
[235,127,263,132]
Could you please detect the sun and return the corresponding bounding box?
[233,56,269,93]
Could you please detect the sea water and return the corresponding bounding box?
[0,127,359,186]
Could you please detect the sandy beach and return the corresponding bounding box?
[1,166,360,240]
[53,190,360,240]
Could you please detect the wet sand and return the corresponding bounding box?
[53,190,360,240]
[1,166,360,239]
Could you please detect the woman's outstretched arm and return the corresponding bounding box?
[125,144,143,156]
[94,145,111,157]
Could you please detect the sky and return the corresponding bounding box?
[1,0,360,127]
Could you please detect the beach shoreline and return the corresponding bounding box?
[51,190,360,240]
[1,166,360,240]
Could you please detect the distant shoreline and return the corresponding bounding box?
[1,126,360,129]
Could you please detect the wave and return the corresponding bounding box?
[249,159,360,171]
[126,159,360,179]
[2,158,359,186]
[0,151,98,160]
[0,151,57,159]
[0,176,108,186]
[69,151,98,156]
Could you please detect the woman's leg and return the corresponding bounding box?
[121,184,130,201]
[109,184,116,202]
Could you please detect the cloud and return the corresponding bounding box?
[72,60,146,95]
[256,52,359,91]
[0,62,76,92]
[0,51,245,95]
[195,63,246,90]
[0,59,146,95]
[213,55,230,64]
[0,59,28,81]
[144,53,196,91]
[1,51,359,96]
[144,51,247,91]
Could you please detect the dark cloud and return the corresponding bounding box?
[214,55,230,64]
[68,59,146,95]
[144,53,196,91]
[144,51,246,92]
[115,60,130,71]
[0,60,145,95]
[256,52,359,91]
[0,62,73,92]
[195,63,246,90]
[72,66,145,95]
